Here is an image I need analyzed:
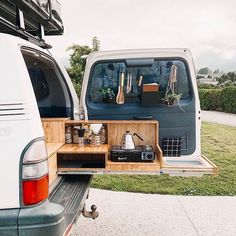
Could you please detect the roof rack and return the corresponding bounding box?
[0,0,64,49]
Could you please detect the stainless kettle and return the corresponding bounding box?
[121,131,143,149]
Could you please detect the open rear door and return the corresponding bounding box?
[160,155,219,176]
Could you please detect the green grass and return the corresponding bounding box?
[91,123,236,196]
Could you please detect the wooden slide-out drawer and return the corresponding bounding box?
[42,119,218,176]
[160,155,219,177]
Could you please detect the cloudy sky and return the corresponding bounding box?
[47,0,236,71]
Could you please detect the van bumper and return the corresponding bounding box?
[18,200,65,236]
[0,175,92,236]
[0,201,64,236]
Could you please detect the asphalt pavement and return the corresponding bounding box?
[73,188,236,236]
[201,111,236,126]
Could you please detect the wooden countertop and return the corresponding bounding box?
[58,144,109,154]
[46,143,64,157]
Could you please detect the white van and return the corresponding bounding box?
[78,49,218,176]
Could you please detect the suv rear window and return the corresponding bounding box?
[21,48,72,118]
[28,67,49,102]
[88,59,190,105]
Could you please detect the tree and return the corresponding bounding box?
[66,37,100,95]
[92,36,100,52]
[66,45,92,95]
[213,69,220,74]
[198,67,210,75]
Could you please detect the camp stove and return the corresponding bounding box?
[111,145,155,162]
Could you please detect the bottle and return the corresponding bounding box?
[78,125,85,147]
[65,126,72,144]
[72,127,79,144]
[79,106,85,120]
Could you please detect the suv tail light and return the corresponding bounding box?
[22,139,49,206]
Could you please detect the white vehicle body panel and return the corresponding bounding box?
[0,34,44,208]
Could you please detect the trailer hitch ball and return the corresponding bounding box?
[91,204,97,212]
[82,203,99,220]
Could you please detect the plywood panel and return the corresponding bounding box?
[48,153,57,185]
[108,123,157,147]
[42,118,70,122]
[107,160,160,172]
[58,144,109,154]
[42,120,65,143]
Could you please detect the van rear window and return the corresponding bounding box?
[88,59,190,105]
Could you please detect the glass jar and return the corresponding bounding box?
[72,128,79,144]
[99,125,106,144]
[65,126,72,144]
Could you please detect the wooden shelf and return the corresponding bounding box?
[66,120,158,125]
[58,144,109,154]
[57,120,160,174]
[42,118,162,175]
[42,118,70,122]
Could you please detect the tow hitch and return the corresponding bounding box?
[82,204,99,219]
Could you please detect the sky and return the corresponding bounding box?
[47,0,236,72]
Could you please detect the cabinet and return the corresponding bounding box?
[42,118,218,177]
[57,120,161,174]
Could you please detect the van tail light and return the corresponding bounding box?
[21,139,49,206]
[23,174,48,205]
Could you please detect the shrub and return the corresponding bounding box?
[199,86,236,114]
[199,89,223,111]
[221,87,236,113]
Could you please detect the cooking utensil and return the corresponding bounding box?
[165,65,177,97]
[90,124,103,146]
[121,131,143,150]
[77,125,85,146]
[138,75,143,87]
[126,71,132,93]
[116,72,125,104]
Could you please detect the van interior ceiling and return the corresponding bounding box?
[21,49,72,118]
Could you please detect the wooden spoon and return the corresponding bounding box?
[116,72,125,104]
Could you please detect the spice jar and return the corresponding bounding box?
[72,127,79,144]
[99,125,106,144]
[65,126,72,144]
